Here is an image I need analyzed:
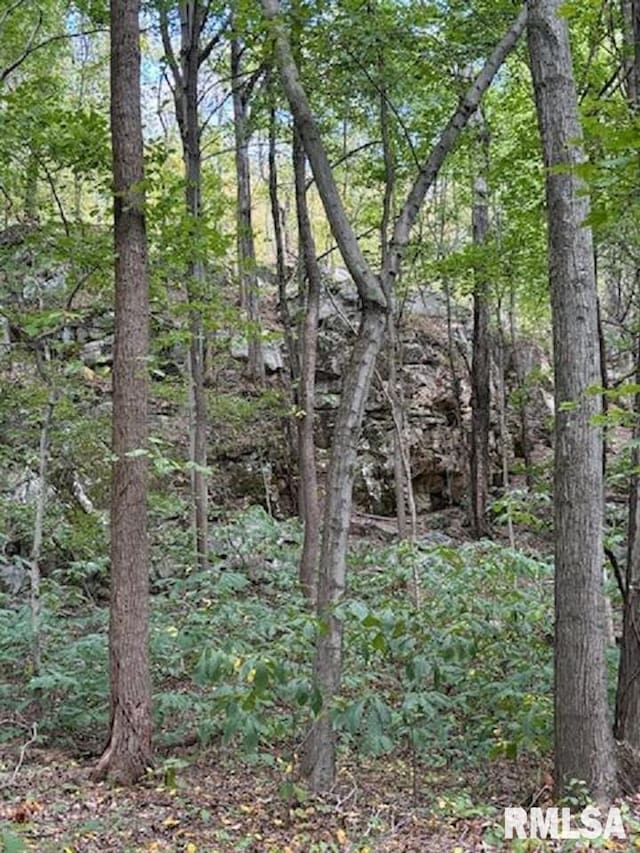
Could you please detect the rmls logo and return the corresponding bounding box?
[504,806,627,840]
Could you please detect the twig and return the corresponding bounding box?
[0,721,38,788]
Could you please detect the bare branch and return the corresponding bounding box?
[0,26,108,85]
[159,6,182,90]
[0,0,27,33]
[199,13,231,67]
[262,0,385,307]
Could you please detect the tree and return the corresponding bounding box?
[92,0,152,784]
[527,0,618,801]
[263,0,527,790]
[231,30,265,383]
[469,108,491,539]
[292,123,322,602]
[159,1,227,573]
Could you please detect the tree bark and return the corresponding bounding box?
[469,110,491,539]
[293,125,321,603]
[92,0,151,784]
[378,40,407,540]
[528,0,618,801]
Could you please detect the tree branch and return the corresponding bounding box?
[0,26,108,85]
[262,0,385,308]
[383,5,527,288]
[159,6,182,91]
[199,13,231,66]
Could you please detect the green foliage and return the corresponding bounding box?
[491,488,552,532]
[0,509,556,772]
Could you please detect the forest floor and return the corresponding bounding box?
[1,741,639,852]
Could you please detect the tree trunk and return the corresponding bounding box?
[616,335,640,743]
[469,110,491,539]
[92,0,151,784]
[183,5,209,573]
[614,0,640,751]
[231,38,264,383]
[293,125,321,603]
[378,44,407,540]
[496,304,515,549]
[30,387,55,676]
[302,304,387,790]
[509,288,533,489]
[528,0,618,801]
[160,1,210,572]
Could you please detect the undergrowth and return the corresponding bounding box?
[0,506,555,777]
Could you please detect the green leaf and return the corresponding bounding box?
[1,831,27,853]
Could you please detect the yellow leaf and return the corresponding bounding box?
[163,816,180,828]
[185,844,198,853]
[336,828,348,846]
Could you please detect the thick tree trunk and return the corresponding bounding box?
[231,38,264,383]
[469,111,491,539]
[293,126,321,603]
[93,0,151,784]
[528,0,618,801]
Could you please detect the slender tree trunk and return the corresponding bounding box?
[528,0,618,801]
[268,100,300,516]
[378,44,407,540]
[269,102,297,374]
[30,388,55,676]
[596,294,609,478]
[183,7,209,573]
[93,0,151,784]
[160,2,212,571]
[293,126,321,603]
[469,110,491,539]
[614,0,640,748]
[302,304,387,789]
[231,38,264,383]
[496,305,515,549]
[509,287,534,489]
[616,323,640,743]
